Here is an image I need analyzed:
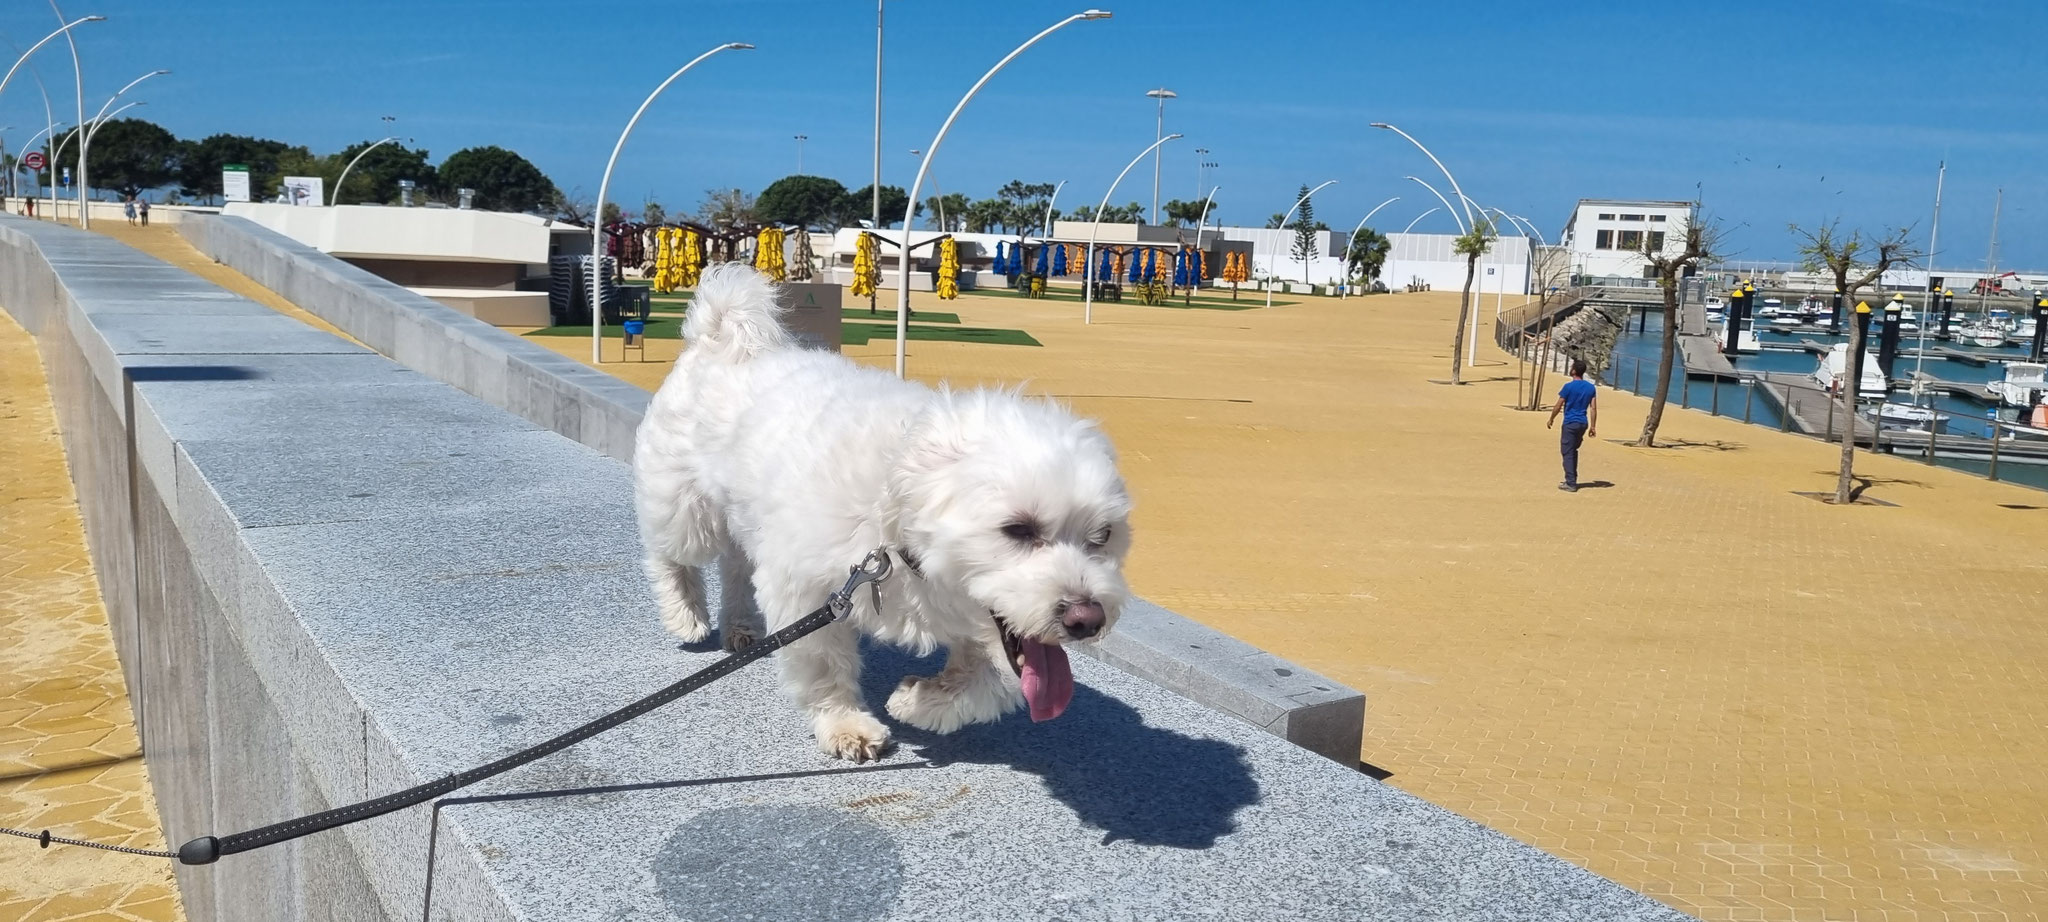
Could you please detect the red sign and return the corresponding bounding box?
[22,151,45,171]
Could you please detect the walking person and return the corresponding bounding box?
[1546,359,1598,492]
[123,196,136,225]
[137,198,150,226]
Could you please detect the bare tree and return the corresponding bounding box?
[1636,217,1723,447]
[1791,221,1922,503]
[1530,244,1571,312]
[1446,219,1496,385]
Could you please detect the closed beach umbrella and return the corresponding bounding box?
[1173,249,1188,287]
[994,241,1007,270]
[1128,249,1142,282]
[1097,248,1113,281]
[1035,243,1050,276]
[1052,243,1068,276]
[1008,244,1023,275]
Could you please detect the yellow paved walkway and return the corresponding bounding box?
[521,283,2048,922]
[1,309,183,922]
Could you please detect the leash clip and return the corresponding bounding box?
[828,548,891,621]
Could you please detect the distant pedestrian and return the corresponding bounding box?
[1546,359,1598,492]
[137,198,150,226]
[123,196,136,225]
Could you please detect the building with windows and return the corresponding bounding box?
[1557,199,1695,282]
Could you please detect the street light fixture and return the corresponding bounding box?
[1041,178,1067,237]
[1144,87,1176,224]
[1401,206,1441,234]
[1193,147,1207,201]
[1083,132,1181,325]
[794,133,807,174]
[78,68,167,228]
[894,9,1112,377]
[591,41,754,364]
[1194,184,1220,250]
[1268,179,1337,309]
[0,13,103,220]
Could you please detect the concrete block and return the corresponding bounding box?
[205,601,303,922]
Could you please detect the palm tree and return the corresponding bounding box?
[1448,218,1496,385]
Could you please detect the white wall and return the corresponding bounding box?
[1383,232,1533,293]
[224,202,557,265]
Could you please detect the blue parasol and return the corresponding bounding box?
[1034,243,1049,276]
[1052,244,1068,276]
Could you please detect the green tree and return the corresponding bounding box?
[923,192,969,231]
[1163,198,1217,229]
[437,145,557,213]
[57,117,181,197]
[600,201,624,225]
[1344,227,1391,289]
[964,197,1007,234]
[1791,221,1921,503]
[756,175,849,230]
[996,180,1057,235]
[331,139,435,205]
[178,133,295,203]
[839,183,909,228]
[642,200,666,225]
[1448,218,1497,385]
[1289,185,1320,282]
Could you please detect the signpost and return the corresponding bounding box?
[22,151,45,171]
[222,164,251,203]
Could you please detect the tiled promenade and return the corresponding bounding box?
[526,283,2048,922]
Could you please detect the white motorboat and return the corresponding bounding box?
[1812,343,1887,400]
[1762,297,1784,308]
[1962,323,2008,348]
[1705,295,1726,310]
[1770,315,1802,328]
[1865,401,1950,433]
[1985,361,2047,408]
[1706,310,1727,325]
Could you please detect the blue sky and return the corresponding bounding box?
[3,0,2041,268]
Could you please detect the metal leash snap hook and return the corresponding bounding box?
[829,548,891,620]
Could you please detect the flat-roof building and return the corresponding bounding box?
[1558,199,1695,282]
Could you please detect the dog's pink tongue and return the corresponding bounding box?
[1017,637,1074,722]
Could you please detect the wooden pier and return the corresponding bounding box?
[1753,372,2048,464]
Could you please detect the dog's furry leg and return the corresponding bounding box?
[717,550,764,651]
[645,555,710,643]
[775,617,890,762]
[886,636,1020,733]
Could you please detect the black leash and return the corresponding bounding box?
[7,549,891,866]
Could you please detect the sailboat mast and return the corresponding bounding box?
[1917,162,1944,380]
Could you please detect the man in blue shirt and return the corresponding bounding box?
[1546,359,1598,492]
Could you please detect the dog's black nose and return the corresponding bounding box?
[1059,599,1106,639]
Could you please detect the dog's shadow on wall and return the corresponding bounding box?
[859,644,1260,851]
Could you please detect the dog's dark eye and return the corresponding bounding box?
[1087,526,1112,548]
[1001,522,1039,543]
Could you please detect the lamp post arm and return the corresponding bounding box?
[1084,132,1181,324]
[331,136,400,207]
[1401,207,1440,234]
[1404,176,1466,234]
[896,9,1109,376]
[1042,178,1066,238]
[1194,184,1220,249]
[1372,122,1473,231]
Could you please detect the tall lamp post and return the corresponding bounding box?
[77,68,166,227]
[908,149,945,231]
[1192,146,1207,202]
[1375,121,1482,362]
[591,42,754,364]
[895,9,1113,377]
[872,1,883,231]
[1343,195,1400,296]
[1083,133,1181,325]
[1194,184,1220,250]
[1267,179,1337,309]
[49,2,88,224]
[331,136,407,206]
[794,133,807,174]
[1144,87,1175,224]
[0,14,103,220]
[1041,178,1067,237]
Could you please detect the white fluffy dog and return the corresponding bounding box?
[633,264,1133,761]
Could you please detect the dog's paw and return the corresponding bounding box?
[815,710,891,763]
[720,625,759,652]
[662,609,712,644]
[886,673,1015,734]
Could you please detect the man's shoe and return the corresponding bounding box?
[1558,482,1578,492]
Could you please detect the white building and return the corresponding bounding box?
[1382,232,1533,294]
[1205,226,1350,285]
[1557,199,1696,282]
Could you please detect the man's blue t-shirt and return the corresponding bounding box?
[1559,378,1596,425]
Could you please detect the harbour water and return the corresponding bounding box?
[1603,310,2048,491]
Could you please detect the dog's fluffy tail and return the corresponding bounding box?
[682,263,793,363]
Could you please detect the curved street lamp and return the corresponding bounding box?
[0,14,102,217]
[81,98,138,148]
[47,2,91,221]
[1401,206,1441,234]
[1194,184,1220,250]
[1082,132,1181,324]
[77,68,166,227]
[590,41,754,363]
[1040,178,1067,237]
[331,135,408,206]
[1267,179,1337,309]
[894,9,1112,377]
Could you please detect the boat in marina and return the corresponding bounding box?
[1706,310,1726,325]
[1986,361,2047,408]
[1865,401,1950,433]
[1812,343,1886,400]
[1961,322,2009,348]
